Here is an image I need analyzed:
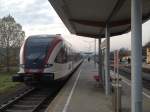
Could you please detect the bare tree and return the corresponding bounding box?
[0,15,25,72]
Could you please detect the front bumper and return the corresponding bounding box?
[12,73,54,83]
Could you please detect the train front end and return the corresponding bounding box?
[12,35,60,85]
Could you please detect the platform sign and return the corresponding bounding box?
[114,50,119,77]
[147,48,150,64]
[114,50,121,112]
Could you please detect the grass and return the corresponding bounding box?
[0,71,21,94]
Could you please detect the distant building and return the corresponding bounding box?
[147,48,150,64]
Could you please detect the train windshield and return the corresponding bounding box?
[25,37,54,69]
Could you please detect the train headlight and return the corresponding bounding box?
[20,64,25,68]
[44,64,53,68]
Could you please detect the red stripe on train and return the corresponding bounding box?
[24,37,62,73]
[42,38,62,69]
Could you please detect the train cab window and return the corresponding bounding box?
[25,36,54,69]
[26,37,54,60]
[55,47,68,63]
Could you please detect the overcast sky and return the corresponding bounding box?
[0,0,150,52]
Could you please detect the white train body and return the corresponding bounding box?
[13,35,82,84]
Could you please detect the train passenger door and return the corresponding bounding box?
[54,47,69,79]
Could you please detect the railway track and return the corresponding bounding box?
[0,62,82,112]
[0,85,62,112]
[111,66,150,90]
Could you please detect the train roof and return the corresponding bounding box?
[26,34,79,52]
[28,34,62,38]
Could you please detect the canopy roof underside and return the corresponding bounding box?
[49,0,150,38]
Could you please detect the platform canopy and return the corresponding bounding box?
[48,0,150,38]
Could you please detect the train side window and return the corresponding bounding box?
[55,47,68,63]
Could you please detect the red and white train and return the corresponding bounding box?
[12,34,82,85]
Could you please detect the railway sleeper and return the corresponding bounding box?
[11,104,37,108]
[6,109,32,112]
[17,100,40,105]
[8,106,35,110]
[22,97,46,101]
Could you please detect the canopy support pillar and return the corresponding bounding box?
[98,38,102,84]
[131,0,143,112]
[105,25,111,96]
[94,39,97,68]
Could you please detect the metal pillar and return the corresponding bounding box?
[105,25,111,95]
[98,38,102,83]
[94,39,96,68]
[102,48,105,87]
[131,0,143,112]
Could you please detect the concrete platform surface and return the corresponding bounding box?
[46,61,112,112]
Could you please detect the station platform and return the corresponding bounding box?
[46,60,150,112]
[46,60,112,112]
